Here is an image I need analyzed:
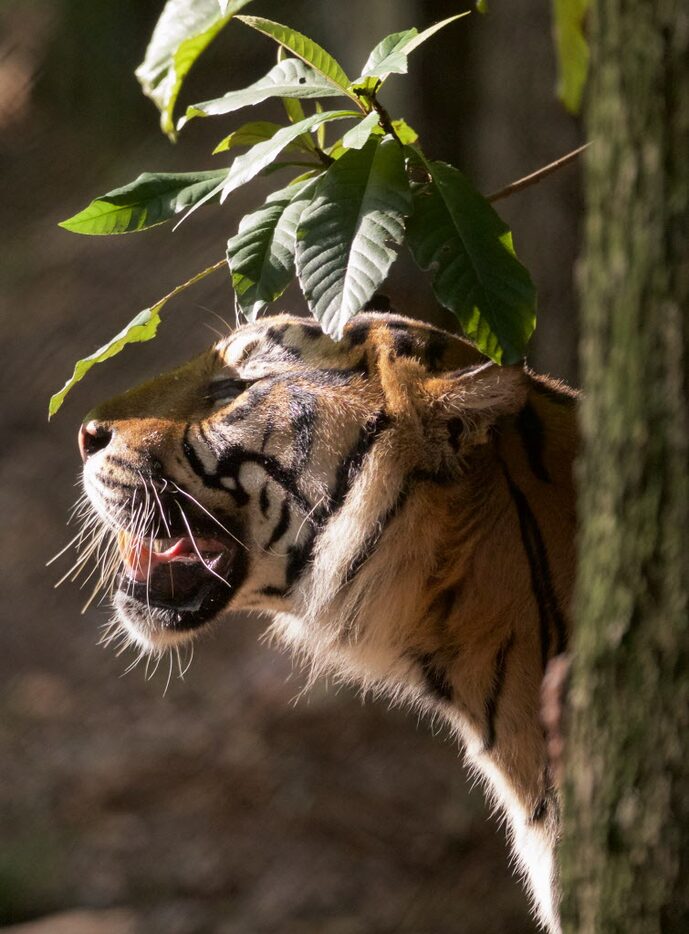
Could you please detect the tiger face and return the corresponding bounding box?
[79,313,506,653]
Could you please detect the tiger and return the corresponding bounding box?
[75,311,577,933]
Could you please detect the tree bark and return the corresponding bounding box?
[560,2,689,931]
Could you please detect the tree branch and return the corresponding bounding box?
[487,143,590,203]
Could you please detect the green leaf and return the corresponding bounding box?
[181,57,346,127]
[406,156,536,364]
[58,171,227,235]
[553,0,590,113]
[227,179,317,320]
[236,15,359,104]
[356,28,416,83]
[49,262,225,417]
[352,13,469,88]
[219,109,358,202]
[296,137,412,339]
[280,75,317,154]
[213,121,284,154]
[401,13,470,55]
[389,119,418,144]
[342,111,381,150]
[135,0,254,139]
[314,101,326,149]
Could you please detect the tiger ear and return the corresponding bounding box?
[430,361,528,443]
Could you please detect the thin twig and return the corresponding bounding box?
[487,142,590,203]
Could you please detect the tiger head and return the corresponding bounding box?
[77,310,578,932]
[78,313,532,658]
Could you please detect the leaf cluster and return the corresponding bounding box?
[53,0,587,415]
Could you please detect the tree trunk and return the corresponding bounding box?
[559,2,689,931]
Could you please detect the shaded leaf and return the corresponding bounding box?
[553,0,590,113]
[135,0,254,139]
[342,111,381,150]
[181,57,345,127]
[227,179,317,319]
[59,171,227,235]
[49,261,225,416]
[406,156,536,364]
[296,137,412,339]
[236,15,359,102]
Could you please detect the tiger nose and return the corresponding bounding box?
[78,420,112,462]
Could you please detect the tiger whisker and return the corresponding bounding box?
[170,481,249,552]
[176,503,232,591]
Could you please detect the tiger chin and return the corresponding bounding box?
[76,311,577,933]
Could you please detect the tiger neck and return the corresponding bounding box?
[276,382,576,801]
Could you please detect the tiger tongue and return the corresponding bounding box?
[116,533,204,583]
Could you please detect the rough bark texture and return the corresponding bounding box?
[560,2,689,931]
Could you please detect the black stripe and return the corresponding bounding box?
[346,320,371,345]
[446,417,464,453]
[516,403,551,483]
[342,467,457,588]
[428,585,459,622]
[424,330,448,372]
[418,653,454,702]
[530,797,549,823]
[265,500,290,549]
[289,387,317,469]
[183,429,220,487]
[391,328,415,358]
[96,474,137,493]
[260,411,392,596]
[218,448,312,514]
[501,464,568,666]
[259,482,270,517]
[342,485,410,584]
[183,425,313,514]
[528,377,577,407]
[322,412,391,518]
[483,631,516,750]
[300,322,322,340]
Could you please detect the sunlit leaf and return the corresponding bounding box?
[49,261,225,416]
[406,155,536,364]
[227,179,317,319]
[236,15,360,104]
[296,137,412,338]
[553,0,590,113]
[135,0,254,139]
[280,75,317,154]
[342,111,381,150]
[389,119,418,144]
[219,109,358,202]
[58,171,227,235]
[355,28,416,83]
[213,121,285,154]
[352,13,469,88]
[181,57,346,127]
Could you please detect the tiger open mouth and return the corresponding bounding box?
[114,528,245,635]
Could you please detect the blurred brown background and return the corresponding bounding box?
[0,2,581,932]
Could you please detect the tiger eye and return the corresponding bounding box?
[204,377,251,404]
